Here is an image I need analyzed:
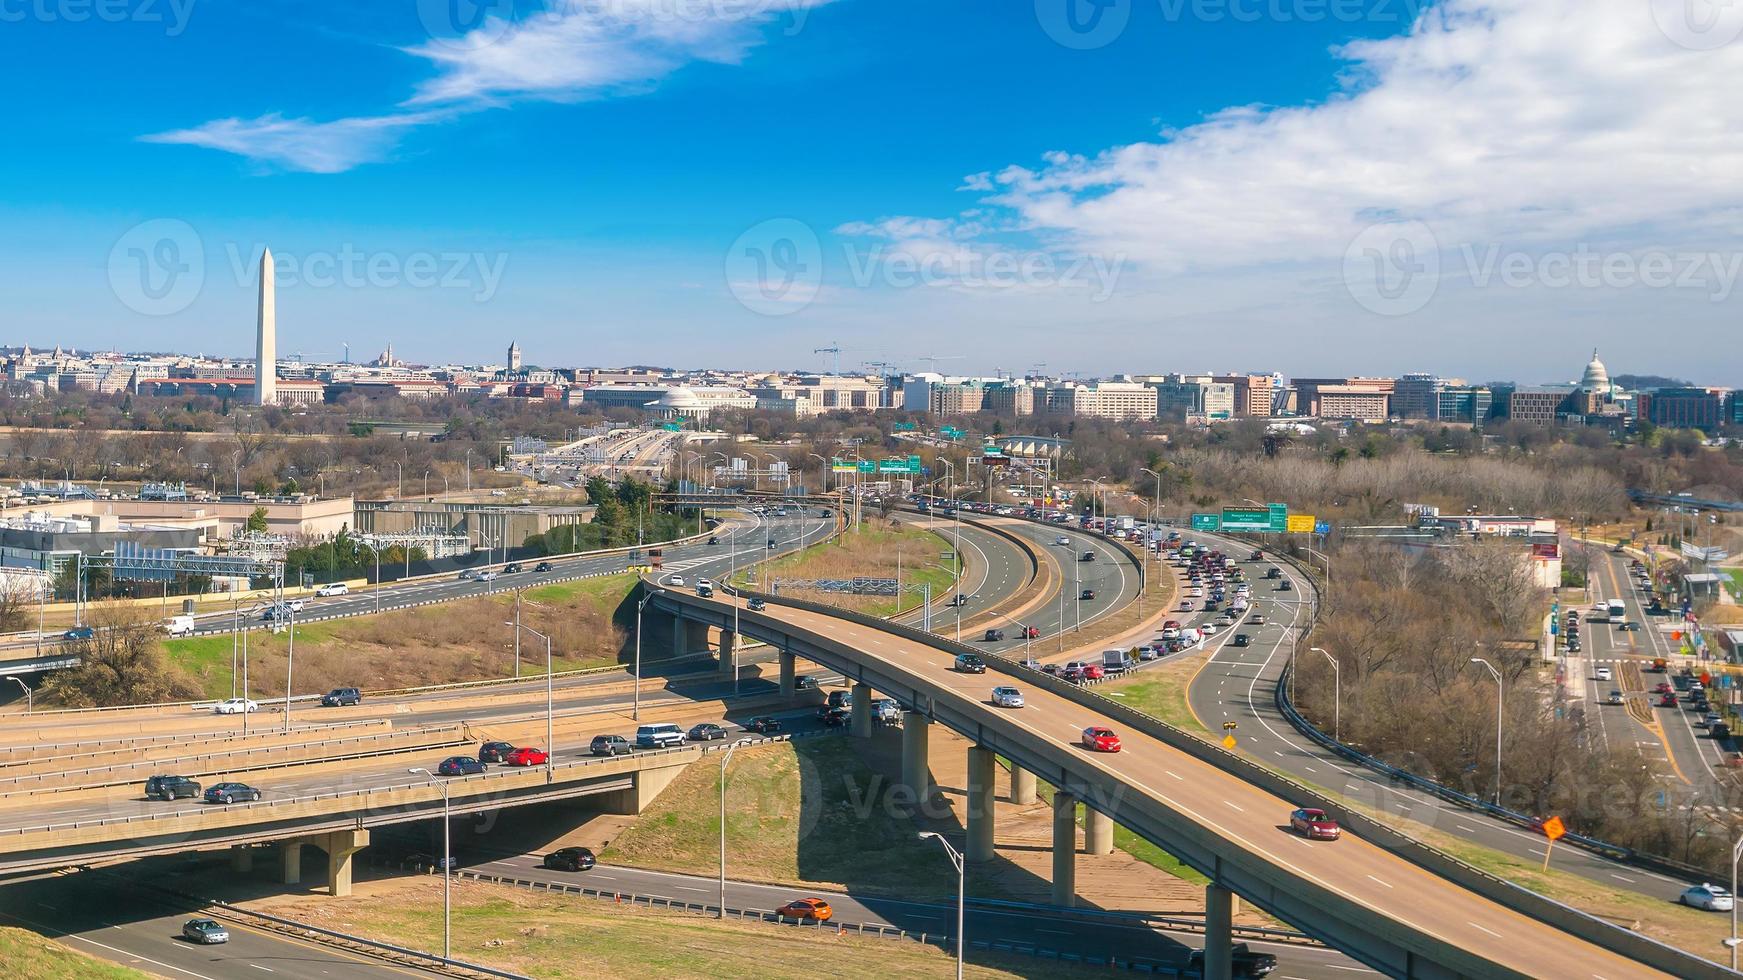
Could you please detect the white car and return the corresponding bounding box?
[315,583,349,597]
[991,686,1025,708]
[490,489,508,496]
[696,577,712,588]
[668,575,687,587]
[1681,883,1734,911]
[477,570,499,582]
[284,599,306,612]
[1201,622,1222,635]
[213,698,259,715]
[1594,666,1613,681]
[1056,536,1071,546]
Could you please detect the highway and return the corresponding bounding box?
[1179,534,1706,906]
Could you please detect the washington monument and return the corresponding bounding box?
[254,247,276,406]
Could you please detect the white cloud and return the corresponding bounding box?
[911,0,1743,274]
[144,0,833,172]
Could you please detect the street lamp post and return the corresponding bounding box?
[507,621,555,782]
[1730,833,1743,969]
[719,737,756,918]
[919,832,966,980]
[283,603,297,735]
[634,590,661,721]
[1312,647,1339,741]
[4,676,29,714]
[408,768,452,960]
[1470,656,1503,805]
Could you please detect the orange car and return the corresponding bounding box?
[776,898,833,922]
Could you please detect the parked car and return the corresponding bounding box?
[1081,726,1121,752]
[590,734,633,756]
[954,654,987,674]
[1186,942,1277,978]
[543,846,596,872]
[437,756,487,776]
[991,685,1025,708]
[748,597,767,611]
[478,741,517,763]
[321,687,362,707]
[503,747,550,767]
[62,626,95,641]
[745,716,782,734]
[212,698,259,715]
[635,723,686,748]
[1290,807,1342,840]
[315,582,350,597]
[145,775,201,800]
[204,782,262,804]
[776,898,833,921]
[181,918,229,945]
[1681,883,1735,911]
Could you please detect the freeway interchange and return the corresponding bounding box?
[0,504,1724,978]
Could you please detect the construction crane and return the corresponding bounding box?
[916,354,965,374]
[865,360,899,377]
[814,343,842,375]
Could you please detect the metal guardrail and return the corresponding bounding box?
[216,903,532,980]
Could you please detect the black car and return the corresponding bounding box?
[535,561,553,572]
[437,756,487,776]
[1079,589,1096,601]
[708,536,720,545]
[1079,551,1096,562]
[145,775,201,800]
[945,593,969,607]
[543,846,596,872]
[1276,580,1292,591]
[1186,942,1278,977]
[748,598,767,611]
[954,654,987,674]
[745,716,782,734]
[1249,550,1263,561]
[1714,722,1733,740]
[821,706,852,727]
[503,562,523,574]
[590,735,632,756]
[321,687,362,707]
[478,741,516,763]
[794,674,819,690]
[1233,634,1251,647]
[1266,567,1282,579]
[688,723,727,741]
[204,782,262,804]
[983,628,1006,642]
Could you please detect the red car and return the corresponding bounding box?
[503,747,549,767]
[776,898,833,922]
[1660,692,1679,708]
[1654,682,1674,695]
[1081,664,1105,680]
[1290,807,1341,840]
[1021,626,1041,639]
[1081,726,1121,752]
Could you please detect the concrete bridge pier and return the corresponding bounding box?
[849,682,872,738]
[900,712,931,804]
[1009,765,1037,805]
[280,841,302,885]
[324,829,370,897]
[1085,807,1114,856]
[778,649,796,698]
[229,844,253,874]
[1204,884,1234,979]
[717,629,737,678]
[966,746,996,863]
[1051,790,1077,907]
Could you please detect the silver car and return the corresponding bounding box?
[182,918,229,944]
[991,686,1025,708]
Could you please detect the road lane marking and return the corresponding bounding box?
[1467,922,1503,939]
[1366,875,1392,888]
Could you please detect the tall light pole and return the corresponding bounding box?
[1312,647,1339,741]
[1470,656,1503,805]
[374,546,382,614]
[507,621,555,782]
[283,603,297,735]
[719,737,755,918]
[919,832,966,980]
[4,676,29,714]
[1140,467,1164,604]
[634,590,661,721]
[1730,833,1743,969]
[408,768,451,960]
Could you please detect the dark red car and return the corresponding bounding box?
[1290,807,1341,840]
[1081,726,1121,752]
[503,747,549,767]
[1021,626,1041,639]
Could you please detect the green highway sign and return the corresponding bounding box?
[1191,513,1221,531]
[1220,507,1271,532]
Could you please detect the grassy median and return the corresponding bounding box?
[0,927,150,979]
[734,521,957,618]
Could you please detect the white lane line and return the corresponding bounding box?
[1610,873,1636,883]
[1467,922,1503,939]
[1223,800,1244,813]
[1366,875,1392,889]
[248,966,275,973]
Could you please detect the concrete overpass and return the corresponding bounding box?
[650,586,1717,979]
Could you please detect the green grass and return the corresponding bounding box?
[0,927,151,979]
[523,571,639,609]
[1104,666,1211,736]
[732,524,959,618]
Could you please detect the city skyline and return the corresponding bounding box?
[6,1,1742,379]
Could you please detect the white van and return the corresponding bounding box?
[635,723,686,748]
[163,615,196,637]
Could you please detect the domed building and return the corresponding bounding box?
[1579,349,1612,397]
[1573,349,1632,421]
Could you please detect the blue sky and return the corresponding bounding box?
[2,0,1740,382]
